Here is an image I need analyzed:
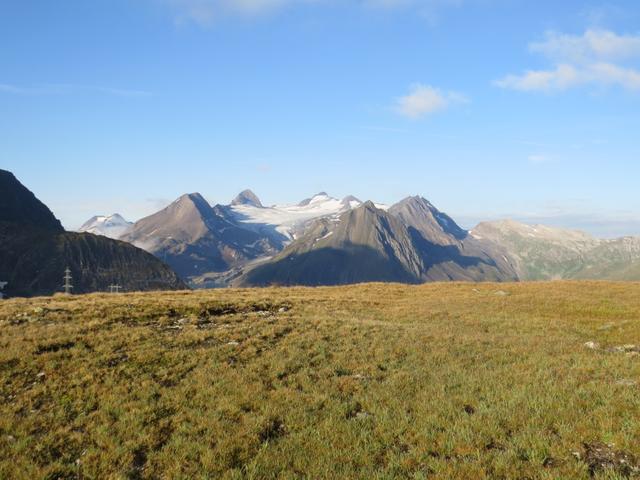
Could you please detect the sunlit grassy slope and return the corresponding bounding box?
[1,282,640,479]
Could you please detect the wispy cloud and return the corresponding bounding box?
[527,154,554,164]
[394,84,467,119]
[530,29,640,63]
[495,29,640,92]
[496,63,640,92]
[364,0,463,24]
[164,0,465,26]
[256,163,272,173]
[167,0,292,26]
[0,83,152,97]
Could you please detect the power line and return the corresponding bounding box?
[108,284,122,293]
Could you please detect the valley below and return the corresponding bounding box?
[2,282,640,478]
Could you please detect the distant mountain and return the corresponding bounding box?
[574,237,640,281]
[79,214,132,239]
[231,189,263,208]
[120,192,278,282]
[239,199,517,286]
[471,220,640,280]
[0,170,185,297]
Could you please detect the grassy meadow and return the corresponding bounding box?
[1,282,640,479]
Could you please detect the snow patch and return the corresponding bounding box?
[229,193,360,240]
[314,231,334,244]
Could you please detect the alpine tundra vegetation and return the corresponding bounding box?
[1,282,640,478]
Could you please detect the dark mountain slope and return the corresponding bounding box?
[0,170,63,231]
[0,225,186,296]
[0,170,185,297]
[388,196,517,281]
[240,202,423,286]
[388,195,467,244]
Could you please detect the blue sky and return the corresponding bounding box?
[1,0,640,236]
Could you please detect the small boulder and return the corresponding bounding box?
[615,379,637,386]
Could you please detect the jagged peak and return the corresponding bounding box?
[341,195,362,205]
[173,192,205,203]
[297,192,332,207]
[231,189,263,208]
[168,193,215,217]
[393,195,435,210]
[357,200,384,213]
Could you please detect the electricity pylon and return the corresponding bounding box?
[62,267,73,294]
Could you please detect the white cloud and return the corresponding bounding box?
[496,29,640,93]
[495,64,579,91]
[395,84,467,119]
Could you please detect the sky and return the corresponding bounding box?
[1,0,640,237]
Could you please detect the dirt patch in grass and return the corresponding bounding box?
[199,301,292,318]
[35,341,75,354]
[127,447,148,480]
[581,442,640,477]
[259,418,287,443]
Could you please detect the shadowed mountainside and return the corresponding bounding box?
[0,169,185,297]
[240,200,517,286]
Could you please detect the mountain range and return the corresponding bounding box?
[77,187,640,287]
[0,170,185,297]
[4,167,640,293]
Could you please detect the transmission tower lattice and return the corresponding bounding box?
[62,267,73,294]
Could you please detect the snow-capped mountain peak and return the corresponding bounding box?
[78,213,133,239]
[226,192,363,241]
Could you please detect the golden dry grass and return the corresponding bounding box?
[1,281,640,479]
